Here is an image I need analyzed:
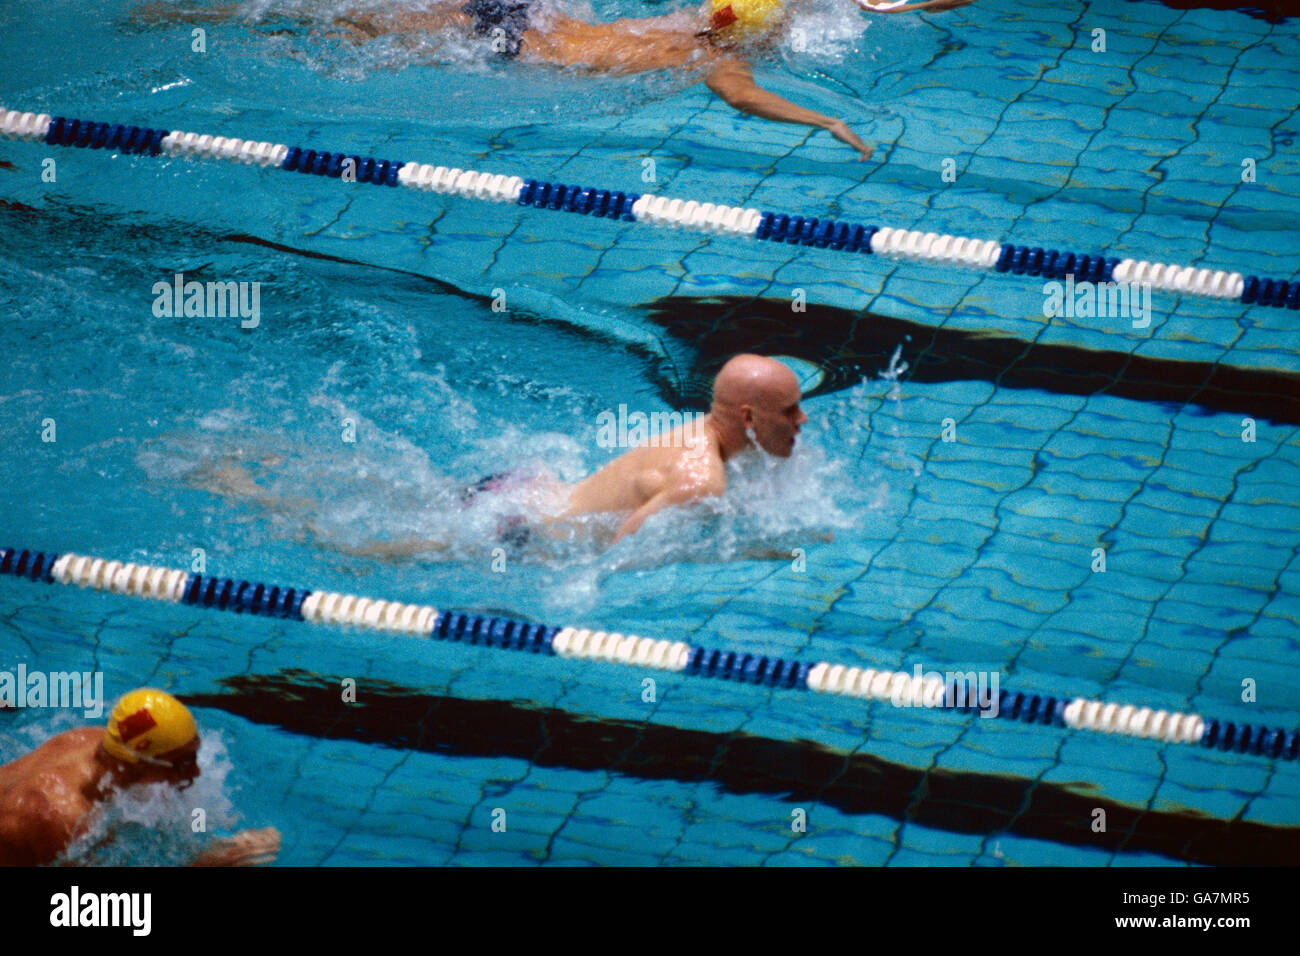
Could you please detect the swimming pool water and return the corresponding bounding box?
[1,0,1298,865]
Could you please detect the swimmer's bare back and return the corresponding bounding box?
[561,419,727,542]
[0,727,280,866]
[334,3,711,73]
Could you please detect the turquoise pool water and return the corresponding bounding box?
[1,0,1298,865]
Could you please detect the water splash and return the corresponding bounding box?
[55,732,242,866]
[881,342,909,402]
[780,0,875,66]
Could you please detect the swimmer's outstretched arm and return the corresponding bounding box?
[129,2,247,25]
[704,60,874,161]
[852,0,978,13]
[191,827,281,866]
[322,537,452,561]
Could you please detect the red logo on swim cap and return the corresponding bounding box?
[117,707,158,742]
[710,4,739,29]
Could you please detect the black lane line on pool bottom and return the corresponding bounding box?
[642,294,1300,425]
[184,669,1300,866]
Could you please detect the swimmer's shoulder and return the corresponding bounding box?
[0,766,85,865]
[8,732,99,804]
[0,727,95,776]
[665,444,726,500]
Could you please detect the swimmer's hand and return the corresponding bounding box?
[858,0,977,12]
[822,119,874,162]
[191,827,281,867]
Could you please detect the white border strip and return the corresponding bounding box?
[51,553,188,603]
[1064,697,1205,744]
[300,590,440,635]
[807,662,948,708]
[552,626,691,671]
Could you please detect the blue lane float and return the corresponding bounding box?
[2,545,1296,762]
[3,107,1296,311]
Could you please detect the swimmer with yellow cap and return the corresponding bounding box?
[701,0,976,44]
[150,1,977,161]
[687,0,977,160]
[0,687,278,865]
[703,0,786,41]
[101,687,201,773]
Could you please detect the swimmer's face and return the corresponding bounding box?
[161,737,201,786]
[745,370,807,457]
[118,737,202,790]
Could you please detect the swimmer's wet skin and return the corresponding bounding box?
[0,688,280,866]
[299,0,978,160]
[140,0,982,160]
[302,354,811,560]
[559,354,809,542]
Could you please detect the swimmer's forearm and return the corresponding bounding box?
[725,89,832,133]
[613,508,651,543]
[612,488,685,543]
[731,89,832,128]
[853,0,975,12]
[191,828,280,866]
[705,63,873,160]
[732,93,875,162]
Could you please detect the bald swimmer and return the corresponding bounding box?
[0,688,279,866]
[186,354,811,555]
[561,353,807,542]
[135,0,978,160]
[376,353,811,550]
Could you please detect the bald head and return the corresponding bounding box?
[712,354,800,407]
[709,354,808,458]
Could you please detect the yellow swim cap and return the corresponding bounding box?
[709,0,784,38]
[102,688,198,765]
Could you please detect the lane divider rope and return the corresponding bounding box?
[3,545,1296,761]
[3,107,1297,310]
